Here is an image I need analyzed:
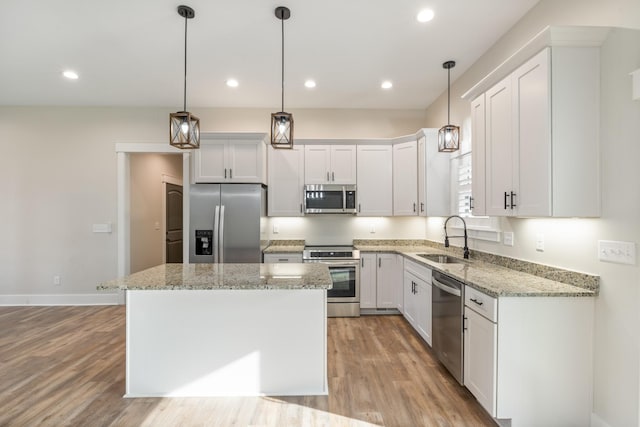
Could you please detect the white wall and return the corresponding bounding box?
[268,216,427,245]
[0,106,425,298]
[423,1,640,424]
[129,153,182,273]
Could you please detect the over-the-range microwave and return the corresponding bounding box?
[304,184,357,214]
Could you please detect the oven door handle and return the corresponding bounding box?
[305,260,359,266]
[432,277,461,297]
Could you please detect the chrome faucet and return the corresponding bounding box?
[444,215,470,259]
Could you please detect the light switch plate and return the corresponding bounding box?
[536,233,545,251]
[503,232,514,246]
[598,240,636,265]
[92,223,112,233]
[273,224,279,234]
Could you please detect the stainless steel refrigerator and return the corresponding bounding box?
[189,184,267,263]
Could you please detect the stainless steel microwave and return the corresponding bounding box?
[304,184,357,214]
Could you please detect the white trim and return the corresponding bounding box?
[0,293,120,306]
[117,152,130,277]
[162,174,182,186]
[590,413,613,427]
[462,26,610,100]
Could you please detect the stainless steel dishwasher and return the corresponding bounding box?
[431,270,464,385]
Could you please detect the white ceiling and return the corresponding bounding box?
[0,0,539,110]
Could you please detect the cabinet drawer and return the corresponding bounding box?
[263,253,303,263]
[404,259,432,284]
[465,286,498,322]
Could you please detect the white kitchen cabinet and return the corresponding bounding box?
[392,140,418,216]
[193,137,266,184]
[356,145,393,216]
[263,253,303,263]
[268,145,305,216]
[360,253,402,311]
[417,129,450,217]
[480,46,600,217]
[403,260,432,346]
[463,285,594,426]
[464,290,497,416]
[304,145,356,185]
[470,94,486,216]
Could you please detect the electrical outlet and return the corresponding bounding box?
[536,234,545,251]
[503,232,514,246]
[53,275,61,286]
[598,240,636,265]
[370,224,376,234]
[273,224,279,234]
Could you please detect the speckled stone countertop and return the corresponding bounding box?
[354,239,598,298]
[97,263,332,291]
[263,240,306,254]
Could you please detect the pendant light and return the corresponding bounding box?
[271,6,293,149]
[170,5,200,149]
[438,60,460,152]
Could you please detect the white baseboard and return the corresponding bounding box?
[591,413,612,427]
[0,292,123,306]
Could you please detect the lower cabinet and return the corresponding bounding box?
[403,260,432,346]
[463,285,594,426]
[263,253,303,263]
[360,253,402,311]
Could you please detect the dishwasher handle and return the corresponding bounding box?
[432,277,462,297]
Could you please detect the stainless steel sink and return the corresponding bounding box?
[417,253,465,264]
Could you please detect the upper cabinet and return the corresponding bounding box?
[268,145,305,216]
[357,145,393,216]
[465,27,605,217]
[418,129,450,217]
[304,145,356,185]
[193,134,267,184]
[393,140,418,216]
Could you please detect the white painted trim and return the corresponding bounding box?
[0,293,120,306]
[590,413,613,427]
[462,26,610,100]
[117,152,130,277]
[161,174,182,186]
[182,153,191,263]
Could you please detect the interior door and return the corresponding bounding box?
[165,183,183,263]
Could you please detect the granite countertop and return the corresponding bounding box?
[263,239,306,254]
[97,263,332,291]
[355,242,597,298]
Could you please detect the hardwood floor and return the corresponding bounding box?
[0,306,495,426]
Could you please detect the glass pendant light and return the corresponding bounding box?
[271,6,293,149]
[170,5,200,149]
[438,60,460,152]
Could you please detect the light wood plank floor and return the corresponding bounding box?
[0,306,495,426]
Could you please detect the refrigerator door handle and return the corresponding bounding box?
[213,205,220,263]
[219,205,225,264]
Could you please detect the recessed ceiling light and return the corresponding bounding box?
[226,79,239,88]
[417,9,435,23]
[63,70,79,80]
[304,79,316,89]
[381,81,393,90]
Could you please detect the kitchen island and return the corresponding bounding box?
[99,263,332,398]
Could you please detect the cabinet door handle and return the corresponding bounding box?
[378,258,381,268]
[469,196,474,210]
[510,191,516,209]
[300,203,303,214]
[230,169,233,179]
[413,202,417,213]
[225,168,228,179]
[278,258,288,262]
[504,191,509,210]
[358,203,361,213]
[332,171,335,181]
[463,316,468,331]
[470,297,484,306]
[361,258,364,267]
[326,172,330,182]
[420,202,424,212]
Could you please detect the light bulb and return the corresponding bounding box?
[278,121,287,134]
[181,121,189,134]
[445,131,452,142]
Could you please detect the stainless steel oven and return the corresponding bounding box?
[303,246,360,317]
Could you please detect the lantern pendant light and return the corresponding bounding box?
[271,6,293,149]
[170,5,200,149]
[438,60,460,152]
